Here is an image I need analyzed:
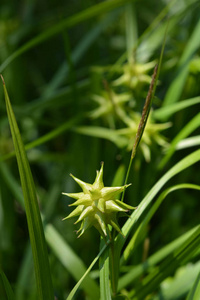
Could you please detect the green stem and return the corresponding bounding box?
[108,229,117,296]
[121,64,158,202]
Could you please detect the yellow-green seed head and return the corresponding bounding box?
[62,162,135,238]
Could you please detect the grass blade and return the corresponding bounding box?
[113,147,200,283]
[0,159,100,299]
[186,271,200,300]
[0,269,15,300]
[130,226,200,299]
[0,115,83,162]
[1,75,54,300]
[159,112,200,169]
[0,0,133,73]
[45,224,100,300]
[153,96,200,121]
[163,18,200,105]
[122,184,200,263]
[176,136,200,150]
[121,149,200,244]
[118,225,200,290]
[99,241,112,300]
[66,243,108,300]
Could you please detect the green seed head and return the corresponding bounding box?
[62,162,135,238]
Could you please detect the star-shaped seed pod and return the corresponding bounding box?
[62,163,135,238]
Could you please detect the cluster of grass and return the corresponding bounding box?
[0,0,200,299]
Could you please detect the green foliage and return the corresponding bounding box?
[0,0,200,299]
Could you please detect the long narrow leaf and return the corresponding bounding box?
[99,241,112,300]
[163,18,200,105]
[1,76,54,300]
[45,224,99,300]
[0,269,15,300]
[122,184,200,263]
[117,149,200,249]
[176,136,200,150]
[130,226,200,299]
[0,158,100,299]
[186,271,200,300]
[118,225,200,290]
[66,243,108,300]
[0,0,133,72]
[0,115,83,162]
[112,149,200,289]
[152,96,200,121]
[159,112,200,169]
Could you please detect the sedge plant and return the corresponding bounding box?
[62,64,158,297]
[1,1,200,300]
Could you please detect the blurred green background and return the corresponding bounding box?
[0,0,200,299]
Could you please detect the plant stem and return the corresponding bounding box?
[121,64,158,202]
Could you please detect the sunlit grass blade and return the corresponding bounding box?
[75,126,128,148]
[163,18,200,105]
[66,242,108,300]
[0,269,15,300]
[186,271,200,300]
[1,75,54,300]
[0,0,133,73]
[153,96,200,121]
[122,184,200,263]
[118,225,200,290]
[159,112,200,169]
[130,225,200,299]
[176,136,200,150]
[45,224,100,300]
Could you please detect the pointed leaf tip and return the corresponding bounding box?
[0,74,5,85]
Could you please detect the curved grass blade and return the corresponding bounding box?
[112,149,200,289]
[118,225,200,290]
[0,269,15,300]
[45,224,100,300]
[159,112,200,169]
[0,0,133,73]
[122,184,200,263]
[1,75,54,300]
[130,225,200,299]
[117,149,200,250]
[66,243,108,300]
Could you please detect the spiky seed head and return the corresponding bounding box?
[62,162,136,238]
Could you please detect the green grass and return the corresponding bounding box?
[0,0,200,299]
